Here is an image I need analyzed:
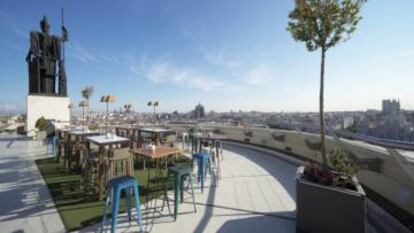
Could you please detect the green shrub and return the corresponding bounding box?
[35,116,48,131]
[88,124,99,131]
[329,148,359,177]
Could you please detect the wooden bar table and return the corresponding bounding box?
[131,146,183,213]
[130,146,182,170]
[68,130,100,171]
[85,135,130,200]
[58,128,82,170]
[138,128,177,146]
[115,126,139,138]
[115,126,139,148]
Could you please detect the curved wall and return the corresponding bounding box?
[166,123,414,216]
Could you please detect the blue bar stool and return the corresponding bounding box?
[191,137,201,154]
[49,135,58,156]
[192,152,216,192]
[101,176,143,233]
[165,164,197,221]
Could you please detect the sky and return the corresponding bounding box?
[0,0,413,114]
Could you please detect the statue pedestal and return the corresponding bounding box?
[26,95,70,137]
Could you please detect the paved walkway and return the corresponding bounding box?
[0,133,65,233]
[79,143,298,233]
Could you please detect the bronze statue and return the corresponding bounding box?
[26,16,68,96]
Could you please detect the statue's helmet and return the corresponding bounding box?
[40,15,50,33]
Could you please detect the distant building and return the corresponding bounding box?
[382,99,400,115]
[193,103,205,119]
[343,116,354,129]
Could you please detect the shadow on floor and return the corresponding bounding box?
[217,211,296,233]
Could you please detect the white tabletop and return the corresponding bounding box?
[86,135,130,145]
[69,130,99,135]
[140,127,174,133]
[59,128,82,132]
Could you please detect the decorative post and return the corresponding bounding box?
[101,95,117,137]
[147,101,159,129]
[79,100,88,131]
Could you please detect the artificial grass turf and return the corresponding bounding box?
[35,156,191,231]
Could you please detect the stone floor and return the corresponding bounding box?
[79,143,298,233]
[0,133,65,233]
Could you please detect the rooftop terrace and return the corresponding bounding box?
[0,130,412,233]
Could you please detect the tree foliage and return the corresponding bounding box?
[287,0,364,52]
[35,116,48,131]
[81,86,94,100]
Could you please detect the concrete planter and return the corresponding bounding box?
[296,166,366,233]
[35,130,47,140]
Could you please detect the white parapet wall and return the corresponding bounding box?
[26,95,70,137]
[165,123,414,216]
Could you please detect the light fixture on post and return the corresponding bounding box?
[101,95,117,137]
[81,86,94,127]
[124,104,132,125]
[78,100,89,131]
[147,101,159,128]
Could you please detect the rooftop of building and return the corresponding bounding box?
[0,129,412,233]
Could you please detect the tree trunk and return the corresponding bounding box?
[82,106,85,131]
[320,47,327,165]
[106,102,109,135]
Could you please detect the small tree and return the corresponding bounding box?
[287,0,364,166]
[81,86,94,100]
[81,86,94,126]
[35,116,48,131]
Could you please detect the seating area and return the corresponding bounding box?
[78,142,298,233]
[0,131,299,233]
[36,127,249,231]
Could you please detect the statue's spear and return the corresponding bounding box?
[61,8,68,62]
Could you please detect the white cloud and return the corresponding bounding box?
[130,57,225,92]
[67,42,122,65]
[245,65,277,85]
[203,47,241,68]
[0,9,28,39]
[373,50,414,63]
[68,42,98,63]
[0,39,25,53]
[0,103,20,113]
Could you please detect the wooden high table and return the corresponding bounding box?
[68,130,100,140]
[131,146,183,212]
[130,146,182,170]
[56,128,82,166]
[138,127,177,146]
[85,135,130,200]
[115,126,139,139]
[67,130,100,172]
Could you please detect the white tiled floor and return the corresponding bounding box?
[79,144,298,233]
[0,133,65,233]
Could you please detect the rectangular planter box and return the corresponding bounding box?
[296,166,366,233]
[35,130,47,140]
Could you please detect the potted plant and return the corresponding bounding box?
[35,116,48,140]
[296,149,366,233]
[287,0,366,232]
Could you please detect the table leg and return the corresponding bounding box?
[174,175,180,221]
[98,145,105,201]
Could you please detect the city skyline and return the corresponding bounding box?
[0,0,414,113]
